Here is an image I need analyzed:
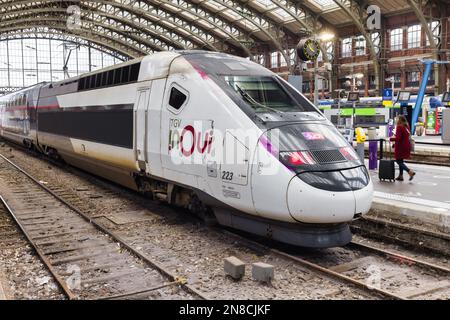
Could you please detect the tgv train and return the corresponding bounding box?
[0,51,373,248]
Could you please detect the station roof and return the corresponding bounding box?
[0,0,437,59]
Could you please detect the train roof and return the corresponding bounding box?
[3,50,274,97]
[179,50,273,77]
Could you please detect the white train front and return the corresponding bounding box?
[0,51,374,248]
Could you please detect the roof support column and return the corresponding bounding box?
[333,0,381,95]
[407,0,440,94]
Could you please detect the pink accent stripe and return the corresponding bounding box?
[37,105,60,109]
[189,62,209,80]
[4,105,60,111]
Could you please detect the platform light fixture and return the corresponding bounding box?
[319,32,335,42]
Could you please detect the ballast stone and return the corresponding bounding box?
[252,262,274,283]
[224,256,246,280]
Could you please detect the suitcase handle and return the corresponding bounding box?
[379,138,392,160]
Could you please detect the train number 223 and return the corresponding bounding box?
[222,171,234,181]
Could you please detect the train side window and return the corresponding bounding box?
[96,73,102,87]
[107,70,114,86]
[122,66,130,83]
[130,63,140,82]
[114,68,122,85]
[78,77,85,90]
[90,75,96,89]
[101,72,108,87]
[168,85,188,111]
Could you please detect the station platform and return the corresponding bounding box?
[367,161,450,233]
[414,135,450,146]
[354,136,450,163]
[414,135,450,156]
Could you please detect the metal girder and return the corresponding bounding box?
[407,0,438,49]
[0,0,242,54]
[268,0,333,65]
[0,23,145,58]
[333,0,381,94]
[1,8,183,53]
[407,0,440,94]
[192,0,290,65]
[0,0,219,52]
[0,15,166,54]
[32,2,197,49]
[0,28,138,59]
[0,31,129,61]
[142,0,255,56]
[92,0,221,50]
[270,0,315,31]
[87,1,217,51]
[0,0,335,65]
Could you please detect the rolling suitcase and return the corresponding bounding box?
[379,140,395,182]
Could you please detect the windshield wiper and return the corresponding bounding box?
[235,84,284,114]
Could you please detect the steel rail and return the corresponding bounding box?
[356,216,450,242]
[0,153,208,300]
[219,230,405,300]
[0,195,76,300]
[4,142,448,299]
[349,240,450,275]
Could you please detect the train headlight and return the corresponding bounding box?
[280,151,316,168]
[339,146,359,161]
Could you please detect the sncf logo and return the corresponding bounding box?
[169,120,214,157]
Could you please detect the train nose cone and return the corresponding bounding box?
[286,167,373,224]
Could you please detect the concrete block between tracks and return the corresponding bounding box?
[252,262,274,283]
[224,256,245,280]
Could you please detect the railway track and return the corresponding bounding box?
[0,153,206,300]
[351,216,450,256]
[221,230,450,300]
[0,145,448,300]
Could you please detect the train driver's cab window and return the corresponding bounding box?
[168,86,188,111]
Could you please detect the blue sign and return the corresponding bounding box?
[383,88,393,101]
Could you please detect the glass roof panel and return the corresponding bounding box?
[253,0,276,9]
[308,0,339,10]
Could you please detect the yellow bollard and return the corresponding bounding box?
[355,127,367,143]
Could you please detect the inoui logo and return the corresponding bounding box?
[367,5,381,31]
[67,5,82,31]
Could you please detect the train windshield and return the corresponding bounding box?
[223,76,317,113]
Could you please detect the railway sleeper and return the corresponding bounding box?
[29,228,94,240]
[43,241,110,256]
[80,268,147,285]
[50,246,121,266]
[36,235,95,247]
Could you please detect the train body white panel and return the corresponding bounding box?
[250,144,296,222]
[56,83,137,108]
[146,79,167,177]
[157,56,261,215]
[69,138,136,171]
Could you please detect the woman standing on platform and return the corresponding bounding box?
[390,115,416,181]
